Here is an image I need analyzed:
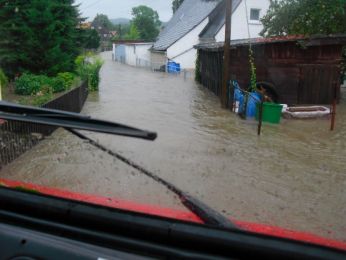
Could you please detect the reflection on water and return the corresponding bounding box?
[1,52,346,241]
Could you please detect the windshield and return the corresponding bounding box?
[0,0,346,250]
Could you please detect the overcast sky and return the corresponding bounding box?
[76,0,173,22]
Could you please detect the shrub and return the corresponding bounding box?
[15,74,42,95]
[0,68,8,87]
[75,55,103,91]
[87,57,103,91]
[57,72,75,90]
[50,77,65,93]
[75,55,89,81]
[15,73,67,95]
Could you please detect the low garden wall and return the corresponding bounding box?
[0,81,88,168]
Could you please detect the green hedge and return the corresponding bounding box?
[15,73,74,95]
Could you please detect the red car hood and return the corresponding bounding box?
[1,178,345,252]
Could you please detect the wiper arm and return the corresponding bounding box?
[0,101,157,141]
[69,128,238,229]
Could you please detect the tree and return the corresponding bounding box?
[112,23,131,41]
[92,14,114,30]
[172,0,184,13]
[0,0,81,77]
[131,5,161,41]
[261,0,346,37]
[124,24,140,40]
[83,29,101,49]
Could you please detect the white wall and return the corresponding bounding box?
[215,0,270,42]
[150,51,167,70]
[135,44,152,64]
[121,43,153,67]
[167,17,209,69]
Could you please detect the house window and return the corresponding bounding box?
[250,9,260,21]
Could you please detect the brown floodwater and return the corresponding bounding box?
[1,52,346,241]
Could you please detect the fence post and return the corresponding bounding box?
[221,0,232,108]
[258,94,264,136]
[330,82,337,131]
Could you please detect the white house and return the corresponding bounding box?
[152,0,271,70]
[113,42,154,68]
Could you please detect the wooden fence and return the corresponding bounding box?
[196,35,346,106]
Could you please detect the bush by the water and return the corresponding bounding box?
[57,72,76,91]
[15,73,73,95]
[75,54,103,91]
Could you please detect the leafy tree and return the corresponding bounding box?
[261,0,346,77]
[124,24,140,40]
[261,0,346,37]
[131,5,161,41]
[172,0,184,13]
[92,14,114,30]
[112,24,131,41]
[0,0,81,78]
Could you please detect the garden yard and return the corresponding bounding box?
[0,54,103,106]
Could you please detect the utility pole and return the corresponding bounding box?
[221,0,232,108]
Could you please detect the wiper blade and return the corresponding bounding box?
[0,101,157,141]
[69,128,238,229]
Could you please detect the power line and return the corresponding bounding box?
[81,0,105,10]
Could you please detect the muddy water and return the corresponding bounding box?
[1,52,346,241]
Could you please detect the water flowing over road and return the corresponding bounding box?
[2,52,346,241]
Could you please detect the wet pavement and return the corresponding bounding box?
[1,52,346,241]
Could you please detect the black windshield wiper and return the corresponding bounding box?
[0,101,157,141]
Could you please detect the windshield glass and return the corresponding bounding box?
[0,0,346,249]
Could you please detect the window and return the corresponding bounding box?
[250,8,260,21]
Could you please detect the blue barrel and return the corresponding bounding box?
[175,63,181,72]
[167,61,181,73]
[234,88,244,113]
[239,92,261,118]
[246,92,261,118]
[167,61,174,73]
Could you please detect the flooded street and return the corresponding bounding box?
[1,52,346,241]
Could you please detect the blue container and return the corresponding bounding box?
[233,88,244,112]
[239,92,261,118]
[167,61,181,73]
[167,61,173,72]
[247,92,261,117]
[176,63,181,72]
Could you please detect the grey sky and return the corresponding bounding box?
[77,0,173,22]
